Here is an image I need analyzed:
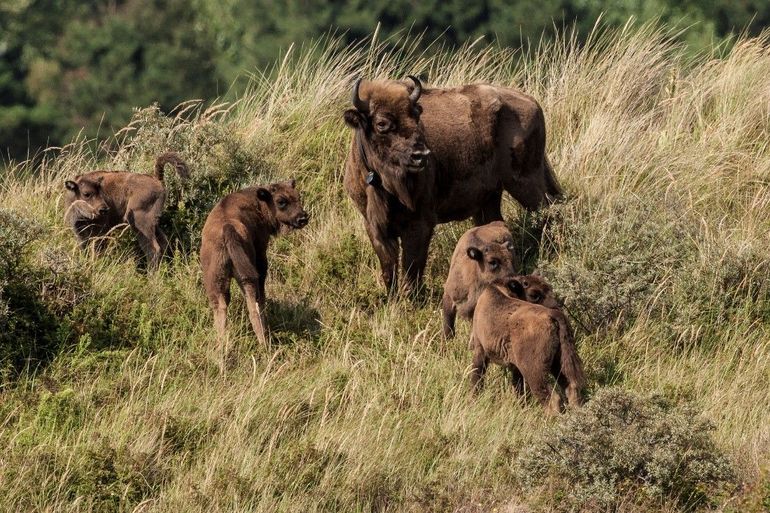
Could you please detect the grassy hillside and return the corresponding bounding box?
[1,25,769,512]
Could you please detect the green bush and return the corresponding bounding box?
[518,387,735,511]
[0,210,90,381]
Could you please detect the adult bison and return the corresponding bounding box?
[343,76,561,292]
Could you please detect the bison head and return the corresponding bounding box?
[257,179,310,230]
[344,76,431,177]
[507,273,561,308]
[466,242,518,287]
[65,176,110,219]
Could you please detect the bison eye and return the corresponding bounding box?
[277,198,288,209]
[488,259,499,270]
[83,192,92,199]
[375,120,391,133]
[531,292,543,303]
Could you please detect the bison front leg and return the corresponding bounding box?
[364,221,399,293]
[470,337,488,393]
[401,221,434,293]
[441,292,457,339]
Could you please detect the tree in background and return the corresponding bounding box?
[1,0,223,161]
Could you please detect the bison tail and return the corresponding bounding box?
[154,152,190,182]
[543,156,563,201]
[222,224,259,285]
[557,315,585,398]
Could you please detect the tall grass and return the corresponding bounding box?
[1,22,769,512]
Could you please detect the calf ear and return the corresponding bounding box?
[466,247,482,261]
[343,109,363,128]
[507,278,525,299]
[288,178,296,188]
[65,180,78,192]
[256,187,272,202]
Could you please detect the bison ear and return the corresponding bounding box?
[344,109,364,129]
[507,278,525,299]
[467,246,482,261]
[489,220,506,228]
[256,187,272,202]
[65,180,78,192]
[532,268,542,277]
[288,178,296,189]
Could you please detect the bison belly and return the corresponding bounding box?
[420,89,506,223]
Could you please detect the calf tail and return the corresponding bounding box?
[222,224,259,285]
[154,152,190,182]
[557,314,585,393]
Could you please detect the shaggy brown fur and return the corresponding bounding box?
[343,76,561,292]
[64,152,189,269]
[470,279,585,413]
[199,180,308,346]
[441,221,519,338]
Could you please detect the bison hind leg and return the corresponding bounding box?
[521,367,561,414]
[508,364,525,397]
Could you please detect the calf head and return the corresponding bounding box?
[507,273,561,308]
[258,179,309,230]
[344,76,431,177]
[64,177,110,219]
[466,241,518,286]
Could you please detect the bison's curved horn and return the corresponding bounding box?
[407,75,422,104]
[351,78,369,113]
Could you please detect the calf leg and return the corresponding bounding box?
[211,293,230,351]
[522,367,561,414]
[241,282,267,347]
[470,338,488,393]
[126,203,164,270]
[441,293,456,339]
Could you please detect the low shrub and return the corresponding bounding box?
[0,210,91,381]
[518,387,735,511]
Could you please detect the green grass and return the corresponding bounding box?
[1,23,769,512]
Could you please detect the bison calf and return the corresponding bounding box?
[442,221,519,339]
[200,180,309,346]
[64,152,189,269]
[470,277,585,413]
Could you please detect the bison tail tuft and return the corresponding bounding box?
[154,152,190,182]
[558,315,585,390]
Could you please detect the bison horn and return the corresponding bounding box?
[407,75,422,104]
[351,78,369,113]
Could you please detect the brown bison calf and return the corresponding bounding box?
[64,152,189,269]
[200,180,309,346]
[470,277,585,413]
[441,221,519,338]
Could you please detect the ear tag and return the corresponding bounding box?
[365,171,380,187]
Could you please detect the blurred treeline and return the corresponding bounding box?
[1,0,768,161]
